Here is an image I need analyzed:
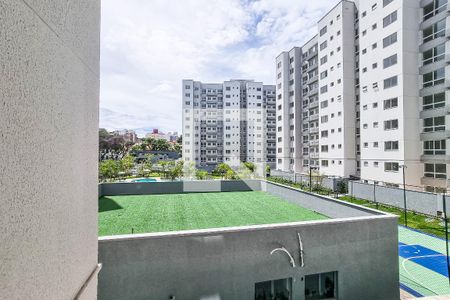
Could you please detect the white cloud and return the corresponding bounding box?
[100,0,339,135]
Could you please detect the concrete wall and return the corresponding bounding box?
[100,180,262,197]
[0,1,100,299]
[349,181,450,217]
[262,181,384,219]
[99,216,399,300]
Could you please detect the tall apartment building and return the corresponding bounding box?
[276,0,450,191]
[182,79,276,171]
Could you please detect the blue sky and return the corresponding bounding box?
[100,0,339,136]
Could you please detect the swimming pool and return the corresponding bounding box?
[133,178,157,183]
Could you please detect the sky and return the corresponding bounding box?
[100,0,339,137]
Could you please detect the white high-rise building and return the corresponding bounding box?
[182,79,276,171]
[276,0,450,191]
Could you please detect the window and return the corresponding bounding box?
[384,119,399,130]
[424,140,446,155]
[385,141,399,151]
[320,41,327,50]
[383,11,397,27]
[320,56,328,65]
[320,26,327,36]
[424,163,447,178]
[372,43,377,50]
[321,145,329,152]
[321,130,328,138]
[424,0,448,21]
[372,63,378,69]
[320,70,328,79]
[321,115,328,123]
[423,19,446,43]
[384,97,398,109]
[422,43,445,65]
[372,3,378,10]
[424,116,445,132]
[383,32,397,48]
[320,100,328,108]
[384,76,398,89]
[383,54,398,68]
[320,85,328,94]
[321,160,329,167]
[423,92,445,110]
[362,11,367,17]
[385,162,399,172]
[423,67,445,87]
[256,278,292,300]
[277,61,281,68]
[383,0,394,7]
[372,23,377,30]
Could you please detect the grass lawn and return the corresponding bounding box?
[338,195,445,238]
[99,191,328,236]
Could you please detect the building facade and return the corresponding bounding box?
[182,79,276,171]
[276,0,450,191]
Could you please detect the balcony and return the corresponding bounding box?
[419,28,450,53]
[309,114,319,121]
[310,127,319,134]
[421,176,449,188]
[421,154,450,163]
[420,129,450,140]
[420,3,450,31]
[419,105,450,119]
[419,55,450,74]
[419,80,450,97]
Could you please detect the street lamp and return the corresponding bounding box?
[399,164,407,227]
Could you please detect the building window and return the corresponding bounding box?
[424,140,446,155]
[255,278,292,300]
[320,56,328,65]
[423,43,445,65]
[320,41,327,50]
[383,32,398,48]
[424,163,447,179]
[384,76,398,89]
[424,116,445,132]
[383,0,394,7]
[423,19,446,43]
[423,67,445,87]
[321,160,329,167]
[424,0,449,21]
[320,26,327,36]
[384,141,399,151]
[385,162,399,172]
[383,10,397,28]
[423,92,445,110]
[383,54,398,69]
[384,97,398,109]
[384,119,399,130]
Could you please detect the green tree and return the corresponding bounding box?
[120,155,135,175]
[243,162,255,173]
[214,163,232,179]
[168,161,184,181]
[224,169,237,180]
[158,161,171,178]
[195,169,209,180]
[99,159,119,182]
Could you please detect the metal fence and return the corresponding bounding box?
[268,170,450,290]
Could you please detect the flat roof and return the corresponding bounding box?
[98,191,328,236]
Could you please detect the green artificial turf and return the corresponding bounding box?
[99,191,327,236]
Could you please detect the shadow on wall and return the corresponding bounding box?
[99,197,123,212]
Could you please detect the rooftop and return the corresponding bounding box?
[98,191,328,236]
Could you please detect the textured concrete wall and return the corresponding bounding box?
[0,1,100,299]
[349,181,448,217]
[262,181,384,218]
[99,180,262,197]
[98,216,399,300]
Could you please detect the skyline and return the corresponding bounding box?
[100,0,340,133]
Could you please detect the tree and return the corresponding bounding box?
[214,163,232,179]
[243,162,256,173]
[195,169,208,180]
[158,161,171,178]
[183,161,196,180]
[224,169,237,180]
[120,155,135,175]
[99,159,119,182]
[168,161,184,181]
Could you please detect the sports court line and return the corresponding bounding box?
[399,244,449,277]
[399,282,423,298]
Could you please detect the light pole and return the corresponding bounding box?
[400,164,407,227]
